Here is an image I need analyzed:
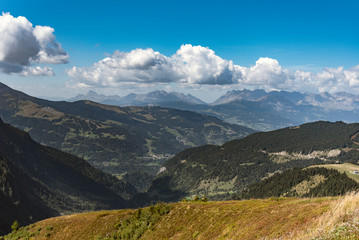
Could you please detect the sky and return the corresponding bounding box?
[1,0,359,102]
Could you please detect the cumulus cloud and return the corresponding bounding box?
[67,48,178,87]
[345,65,359,87]
[241,58,291,87]
[173,44,241,85]
[0,12,68,75]
[67,44,240,87]
[67,44,359,94]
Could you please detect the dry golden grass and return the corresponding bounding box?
[140,198,333,240]
[3,209,134,240]
[5,194,359,239]
[295,191,359,239]
[84,101,127,114]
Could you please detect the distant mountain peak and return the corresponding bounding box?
[87,90,99,96]
[211,89,267,105]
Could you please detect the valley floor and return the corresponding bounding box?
[3,193,359,240]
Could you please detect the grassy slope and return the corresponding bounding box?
[309,163,359,182]
[4,193,359,240]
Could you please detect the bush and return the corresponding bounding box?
[113,202,172,240]
[11,221,19,232]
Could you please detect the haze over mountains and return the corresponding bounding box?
[69,90,206,106]
[0,82,252,191]
[71,89,359,131]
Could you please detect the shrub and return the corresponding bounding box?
[113,202,172,240]
[11,221,19,232]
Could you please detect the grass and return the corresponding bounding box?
[140,198,333,240]
[1,210,135,240]
[164,126,181,137]
[303,191,359,239]
[15,100,64,120]
[4,193,359,239]
[145,139,155,156]
[196,177,237,197]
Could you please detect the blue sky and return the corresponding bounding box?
[1,0,359,102]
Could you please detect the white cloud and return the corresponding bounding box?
[173,44,240,85]
[67,48,178,87]
[0,12,68,75]
[239,59,359,94]
[345,65,359,87]
[67,44,359,94]
[20,66,54,77]
[67,44,241,87]
[242,57,290,88]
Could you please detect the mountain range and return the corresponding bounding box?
[69,90,206,106]
[0,82,253,191]
[71,89,359,131]
[0,117,136,234]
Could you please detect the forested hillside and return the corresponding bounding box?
[148,121,359,201]
[239,167,359,199]
[0,118,136,234]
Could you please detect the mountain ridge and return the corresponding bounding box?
[68,88,359,131]
[147,121,359,201]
